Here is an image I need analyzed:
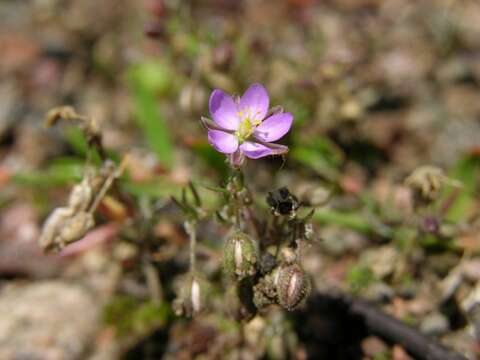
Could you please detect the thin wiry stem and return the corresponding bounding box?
[185,221,197,273]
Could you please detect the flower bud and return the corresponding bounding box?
[223,232,258,280]
[276,264,310,311]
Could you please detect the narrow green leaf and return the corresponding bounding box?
[130,84,174,169]
[127,62,175,169]
[445,155,480,222]
[13,157,84,187]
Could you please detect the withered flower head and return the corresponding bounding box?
[39,160,123,253]
[266,187,300,218]
[405,165,460,203]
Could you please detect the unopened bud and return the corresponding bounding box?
[276,264,310,311]
[223,232,258,280]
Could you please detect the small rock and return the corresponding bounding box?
[364,282,395,303]
[361,245,399,279]
[420,312,449,336]
[321,227,368,256]
[0,281,101,360]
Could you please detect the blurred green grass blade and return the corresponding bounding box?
[347,265,376,294]
[120,178,182,198]
[127,62,173,95]
[445,155,480,222]
[312,209,375,234]
[127,62,174,169]
[64,127,103,164]
[291,136,343,181]
[256,197,379,235]
[13,157,84,187]
[65,127,88,156]
[131,85,174,169]
[121,178,221,210]
[191,142,229,179]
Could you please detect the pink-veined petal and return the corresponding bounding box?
[239,83,269,122]
[240,141,275,159]
[254,112,293,142]
[209,89,240,130]
[208,130,239,154]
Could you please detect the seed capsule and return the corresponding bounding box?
[276,264,311,311]
[173,274,209,317]
[223,232,258,280]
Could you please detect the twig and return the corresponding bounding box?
[307,292,467,360]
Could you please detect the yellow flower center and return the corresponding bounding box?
[236,109,262,143]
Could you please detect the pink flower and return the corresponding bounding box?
[201,84,293,167]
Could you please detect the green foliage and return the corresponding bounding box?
[394,226,417,253]
[346,265,376,294]
[120,178,182,198]
[127,62,175,169]
[312,209,373,235]
[65,127,89,157]
[444,155,480,222]
[103,296,170,337]
[283,99,312,127]
[13,157,84,187]
[127,61,174,96]
[64,127,109,164]
[191,142,229,180]
[291,137,344,181]
[419,234,456,252]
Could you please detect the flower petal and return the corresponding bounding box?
[208,130,239,154]
[254,112,293,142]
[239,83,269,122]
[209,89,240,130]
[240,141,275,159]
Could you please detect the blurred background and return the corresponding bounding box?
[1,0,480,359]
